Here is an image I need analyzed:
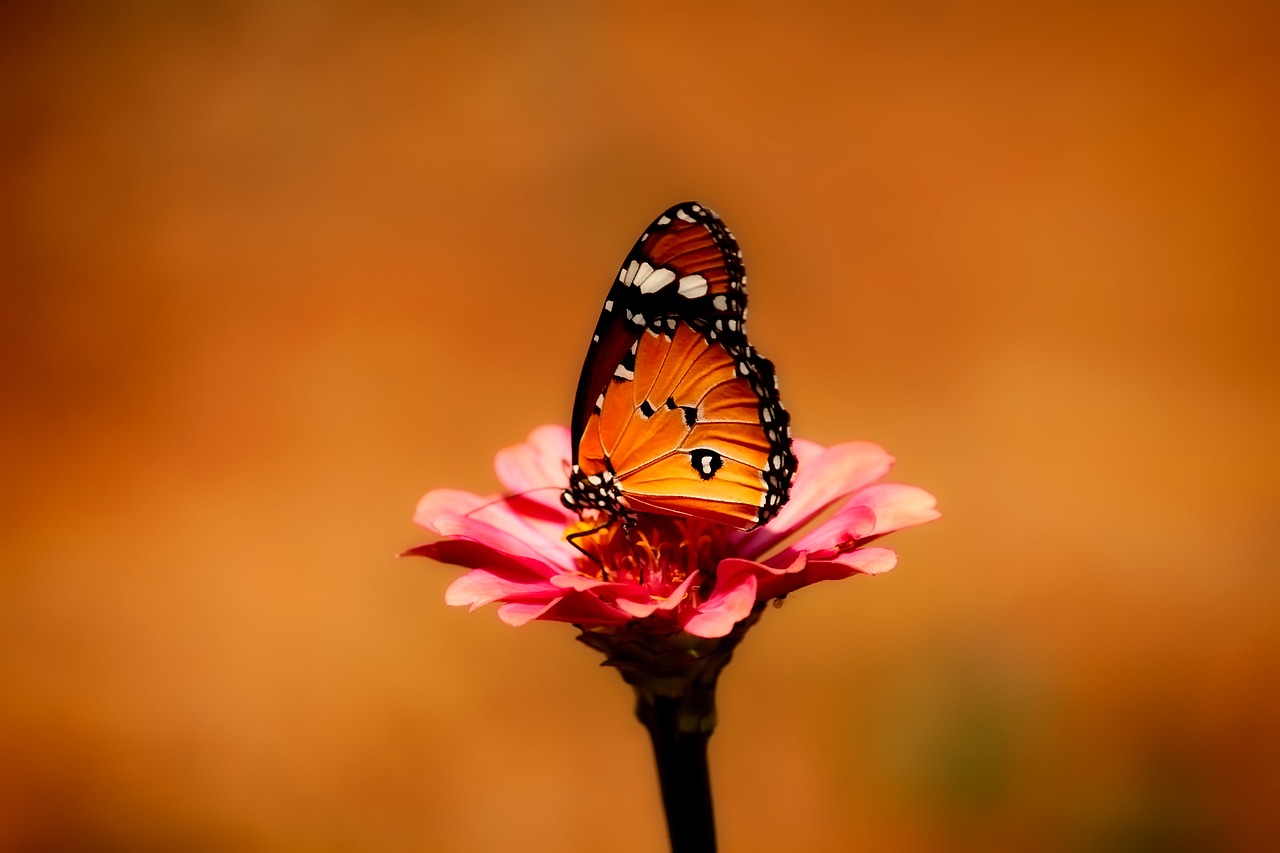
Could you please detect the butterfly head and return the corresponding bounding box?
[562,463,621,514]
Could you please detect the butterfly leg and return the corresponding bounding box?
[620,511,639,547]
[566,519,612,579]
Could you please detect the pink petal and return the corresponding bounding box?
[792,437,828,468]
[748,547,895,599]
[615,573,703,618]
[737,440,895,558]
[445,569,561,610]
[653,573,701,612]
[497,598,564,626]
[549,571,701,619]
[716,553,808,602]
[616,599,660,618]
[403,538,559,579]
[727,552,808,577]
[785,504,878,555]
[851,483,941,536]
[551,574,649,600]
[413,491,578,568]
[825,546,898,575]
[433,512,576,571]
[464,498,582,569]
[511,590,633,627]
[772,439,892,527]
[493,426,575,514]
[413,489,489,532]
[769,547,897,598]
[527,424,572,462]
[682,570,758,639]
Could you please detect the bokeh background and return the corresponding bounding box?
[3,1,1277,850]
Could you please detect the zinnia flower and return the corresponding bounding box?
[405,424,939,640]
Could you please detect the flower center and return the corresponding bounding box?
[565,515,733,594]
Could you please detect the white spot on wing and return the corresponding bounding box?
[713,295,728,311]
[657,215,671,225]
[639,267,676,294]
[624,259,640,286]
[677,274,708,298]
[676,209,696,223]
[604,299,614,312]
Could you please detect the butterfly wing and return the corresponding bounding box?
[567,202,794,530]
[569,202,747,445]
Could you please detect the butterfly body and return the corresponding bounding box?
[562,202,795,531]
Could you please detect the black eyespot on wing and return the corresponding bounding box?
[639,400,655,418]
[689,448,723,481]
[681,406,698,427]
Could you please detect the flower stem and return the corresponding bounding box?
[578,606,765,853]
[634,685,718,853]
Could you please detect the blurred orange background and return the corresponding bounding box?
[2,2,1277,850]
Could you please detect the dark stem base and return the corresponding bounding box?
[636,690,717,853]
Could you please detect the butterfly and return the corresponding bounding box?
[561,202,796,531]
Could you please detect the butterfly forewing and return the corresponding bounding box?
[570,204,745,442]
[564,202,795,530]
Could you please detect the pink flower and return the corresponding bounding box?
[405,425,939,639]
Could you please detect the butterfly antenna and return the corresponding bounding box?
[459,486,565,519]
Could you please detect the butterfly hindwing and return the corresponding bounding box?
[564,202,794,530]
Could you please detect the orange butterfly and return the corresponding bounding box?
[562,202,795,531]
